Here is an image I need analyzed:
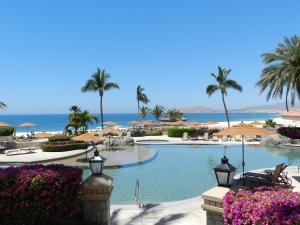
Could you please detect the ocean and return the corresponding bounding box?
[0,113,279,133]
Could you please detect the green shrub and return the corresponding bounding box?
[42,141,88,152]
[167,128,197,137]
[48,135,71,142]
[0,126,14,136]
[167,127,220,138]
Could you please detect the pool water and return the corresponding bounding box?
[83,144,300,204]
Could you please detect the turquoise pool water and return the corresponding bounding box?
[83,144,300,204]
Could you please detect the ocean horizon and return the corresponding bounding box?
[0,112,279,133]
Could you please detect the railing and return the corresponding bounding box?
[135,177,143,208]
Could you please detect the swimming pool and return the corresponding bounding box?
[82,144,300,204]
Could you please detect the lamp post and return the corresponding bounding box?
[214,156,236,187]
[89,149,105,175]
[83,148,113,225]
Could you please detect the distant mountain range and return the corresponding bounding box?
[179,103,300,113]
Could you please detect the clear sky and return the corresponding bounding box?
[0,0,299,114]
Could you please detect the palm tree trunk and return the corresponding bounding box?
[100,95,104,129]
[285,86,290,112]
[136,100,140,121]
[222,94,230,128]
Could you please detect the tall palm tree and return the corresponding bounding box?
[82,68,119,129]
[0,101,6,109]
[256,36,300,112]
[136,85,150,120]
[206,66,242,128]
[152,105,164,122]
[140,106,149,121]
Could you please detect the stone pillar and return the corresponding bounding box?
[82,174,113,225]
[202,187,229,225]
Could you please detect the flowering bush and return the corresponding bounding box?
[223,186,300,225]
[0,164,82,225]
[277,126,300,139]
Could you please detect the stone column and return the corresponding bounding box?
[202,187,229,225]
[82,174,113,225]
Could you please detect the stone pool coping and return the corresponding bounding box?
[134,135,260,145]
[0,145,157,168]
[0,148,95,165]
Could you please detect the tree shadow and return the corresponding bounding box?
[111,204,186,225]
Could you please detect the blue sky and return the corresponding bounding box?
[0,0,299,114]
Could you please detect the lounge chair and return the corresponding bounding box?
[242,163,292,188]
[221,136,228,142]
[126,131,131,138]
[203,133,209,141]
[182,132,189,141]
[212,134,219,142]
[189,133,198,141]
[234,135,242,142]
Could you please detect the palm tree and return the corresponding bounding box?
[206,66,242,128]
[256,36,300,112]
[0,101,6,109]
[140,106,149,121]
[65,107,98,134]
[82,68,119,129]
[136,85,150,120]
[167,109,183,122]
[69,105,81,114]
[79,110,99,132]
[152,105,164,122]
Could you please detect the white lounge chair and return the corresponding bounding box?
[212,135,219,142]
[234,135,242,142]
[221,136,228,142]
[203,133,209,141]
[182,132,189,141]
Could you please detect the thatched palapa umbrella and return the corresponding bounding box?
[0,122,12,127]
[99,128,119,136]
[216,121,275,176]
[103,121,118,126]
[249,121,264,127]
[17,122,36,134]
[171,120,186,126]
[33,133,54,139]
[72,133,103,143]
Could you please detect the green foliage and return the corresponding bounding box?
[48,135,71,142]
[65,106,98,134]
[152,105,164,122]
[0,101,6,109]
[81,68,120,129]
[167,109,183,122]
[167,127,220,138]
[206,66,242,127]
[0,127,14,136]
[42,141,89,152]
[256,36,300,112]
[140,106,149,120]
[263,119,277,128]
[167,128,197,137]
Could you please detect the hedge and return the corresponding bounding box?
[277,126,300,139]
[167,127,220,138]
[48,135,71,142]
[42,141,89,152]
[0,164,82,225]
[167,128,197,137]
[223,186,300,225]
[0,127,14,136]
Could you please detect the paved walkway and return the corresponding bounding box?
[111,196,206,225]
